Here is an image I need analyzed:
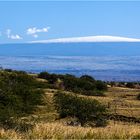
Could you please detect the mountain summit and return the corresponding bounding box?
[31,36,140,43]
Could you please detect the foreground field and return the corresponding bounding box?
[0,70,140,139]
[1,86,140,139]
[0,122,140,139]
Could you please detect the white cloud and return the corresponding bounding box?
[27,27,50,38]
[6,29,22,40]
[31,35,140,43]
[10,35,22,40]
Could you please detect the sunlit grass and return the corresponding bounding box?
[0,122,137,139]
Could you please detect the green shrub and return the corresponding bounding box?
[0,71,44,127]
[54,91,108,126]
[80,75,95,82]
[126,82,134,88]
[62,76,106,96]
[38,72,58,84]
[95,80,107,91]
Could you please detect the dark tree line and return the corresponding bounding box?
[38,72,107,96]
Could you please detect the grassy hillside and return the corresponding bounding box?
[0,69,140,139]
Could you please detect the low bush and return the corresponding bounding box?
[126,82,135,88]
[54,91,108,127]
[95,80,107,91]
[38,72,58,84]
[80,75,95,82]
[0,70,44,127]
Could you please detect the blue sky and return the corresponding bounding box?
[0,1,140,43]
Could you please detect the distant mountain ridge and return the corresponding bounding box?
[31,36,140,43]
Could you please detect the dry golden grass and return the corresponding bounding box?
[0,128,23,139]
[0,121,140,139]
[85,87,140,119]
[26,122,140,139]
[0,122,140,139]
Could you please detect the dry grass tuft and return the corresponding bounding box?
[0,128,23,139]
[27,122,140,139]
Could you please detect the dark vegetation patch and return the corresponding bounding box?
[137,93,140,100]
[54,91,108,127]
[0,70,44,128]
[38,72,107,96]
[107,81,140,89]
[107,114,140,123]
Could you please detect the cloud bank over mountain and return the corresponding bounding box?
[31,36,140,43]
